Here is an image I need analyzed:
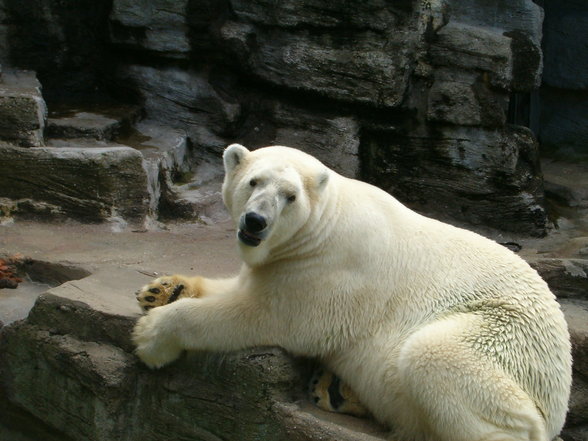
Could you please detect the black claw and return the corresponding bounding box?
[148,287,161,294]
[144,296,156,303]
[167,284,184,304]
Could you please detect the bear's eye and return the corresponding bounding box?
[249,179,257,187]
[287,194,296,204]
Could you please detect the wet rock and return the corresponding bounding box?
[0,143,149,223]
[0,70,46,146]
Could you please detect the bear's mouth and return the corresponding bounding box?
[238,229,263,247]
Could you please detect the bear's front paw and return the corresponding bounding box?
[135,275,197,312]
[132,307,183,369]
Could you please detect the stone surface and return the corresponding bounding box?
[542,0,588,91]
[0,143,150,223]
[530,259,588,301]
[114,64,240,145]
[448,0,543,45]
[46,104,143,141]
[0,264,387,441]
[538,0,588,160]
[109,0,191,58]
[561,300,588,379]
[0,70,46,146]
[219,19,416,109]
[0,218,587,440]
[560,300,588,441]
[0,0,560,234]
[362,125,548,236]
[428,22,513,90]
[539,88,588,159]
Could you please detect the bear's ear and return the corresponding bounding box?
[223,144,250,173]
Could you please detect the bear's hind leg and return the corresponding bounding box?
[395,314,548,441]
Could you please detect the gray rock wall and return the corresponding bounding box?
[107,0,549,235]
[0,0,569,235]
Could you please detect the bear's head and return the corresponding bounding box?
[222,144,330,266]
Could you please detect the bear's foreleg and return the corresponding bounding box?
[133,280,275,368]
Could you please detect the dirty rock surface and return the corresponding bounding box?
[0,219,390,441]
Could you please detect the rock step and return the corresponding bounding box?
[0,142,149,225]
[160,152,228,224]
[115,121,230,225]
[0,119,230,228]
[46,104,143,142]
[0,266,387,441]
[0,69,47,147]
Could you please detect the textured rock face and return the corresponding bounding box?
[0,143,149,222]
[105,0,548,234]
[0,70,46,146]
[0,0,550,232]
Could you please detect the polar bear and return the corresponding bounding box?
[133,144,572,441]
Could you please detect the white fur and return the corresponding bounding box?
[134,145,572,441]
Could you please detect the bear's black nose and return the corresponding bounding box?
[244,212,267,233]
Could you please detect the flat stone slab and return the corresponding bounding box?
[46,104,143,141]
[0,70,46,146]
[0,143,150,224]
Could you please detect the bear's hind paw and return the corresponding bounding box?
[309,370,369,418]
